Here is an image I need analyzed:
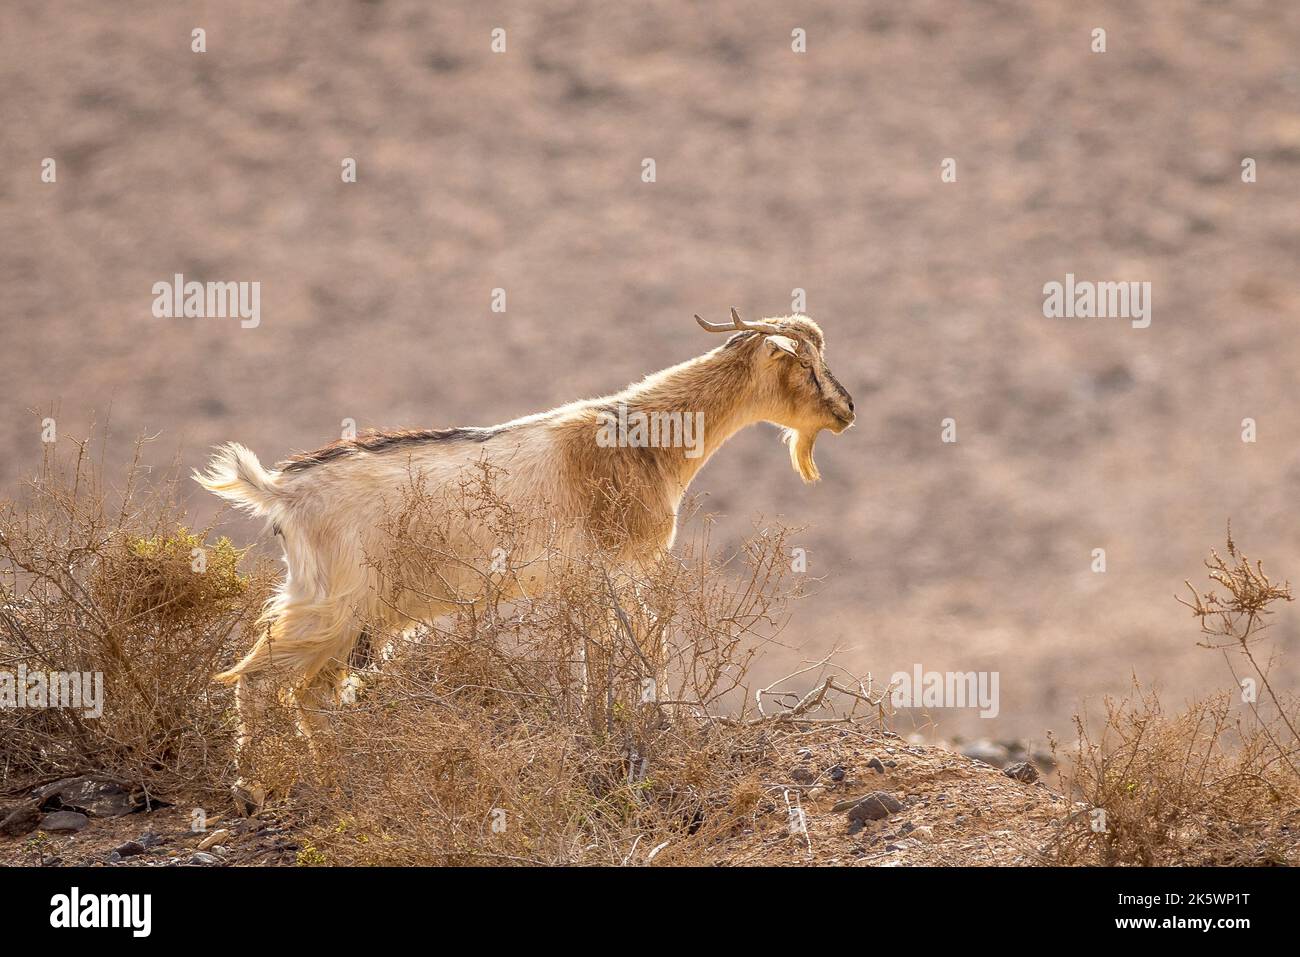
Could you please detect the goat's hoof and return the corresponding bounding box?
[231,779,267,815]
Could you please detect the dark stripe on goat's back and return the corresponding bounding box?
[276,426,499,473]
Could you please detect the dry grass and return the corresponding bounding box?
[1045,528,1300,866]
[0,434,277,802]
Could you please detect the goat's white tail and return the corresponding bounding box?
[193,443,284,516]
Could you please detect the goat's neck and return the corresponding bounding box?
[616,347,765,490]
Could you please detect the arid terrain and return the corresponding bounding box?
[0,732,1073,867]
[3,0,1300,756]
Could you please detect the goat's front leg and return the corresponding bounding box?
[608,579,671,726]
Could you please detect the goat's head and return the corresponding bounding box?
[695,308,855,483]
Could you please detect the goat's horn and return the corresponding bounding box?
[694,308,783,335]
[695,313,737,333]
[729,307,783,335]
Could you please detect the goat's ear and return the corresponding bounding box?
[764,334,799,358]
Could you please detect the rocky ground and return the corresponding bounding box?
[688,728,1066,867]
[0,778,301,868]
[0,732,1068,867]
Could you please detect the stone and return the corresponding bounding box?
[112,840,146,858]
[198,828,232,851]
[34,776,138,817]
[0,803,42,837]
[1004,761,1040,784]
[845,792,902,823]
[41,810,89,833]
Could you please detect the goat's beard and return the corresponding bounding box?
[783,428,820,483]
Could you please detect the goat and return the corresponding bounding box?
[196,310,854,803]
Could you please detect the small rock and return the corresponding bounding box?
[0,803,42,837]
[197,828,232,851]
[828,765,846,782]
[807,786,826,798]
[796,748,813,759]
[912,825,935,840]
[137,832,165,848]
[866,757,886,774]
[188,852,221,866]
[1004,761,1040,784]
[846,792,903,823]
[41,811,89,833]
[884,843,901,852]
[790,767,816,785]
[898,821,916,836]
[112,840,146,858]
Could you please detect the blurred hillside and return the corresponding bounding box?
[2,0,1299,739]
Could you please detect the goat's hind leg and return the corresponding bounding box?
[228,671,275,813]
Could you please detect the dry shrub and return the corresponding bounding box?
[1047,529,1300,865]
[285,472,886,865]
[0,435,276,800]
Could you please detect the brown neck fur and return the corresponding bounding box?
[549,339,771,554]
[589,338,768,488]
